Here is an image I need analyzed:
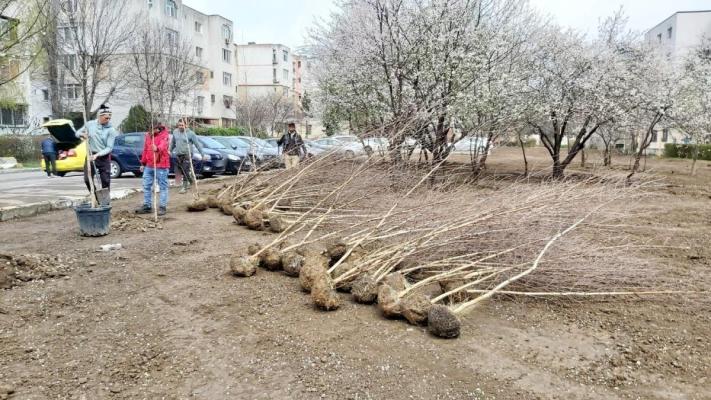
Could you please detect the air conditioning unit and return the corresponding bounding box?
[224,38,230,45]
[223,98,233,108]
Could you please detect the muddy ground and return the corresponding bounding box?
[1,148,709,400]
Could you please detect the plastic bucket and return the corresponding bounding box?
[74,203,112,237]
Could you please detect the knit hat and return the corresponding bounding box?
[98,104,112,116]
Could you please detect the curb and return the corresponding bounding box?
[0,188,141,222]
[0,168,41,175]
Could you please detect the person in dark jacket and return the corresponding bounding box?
[41,136,58,177]
[277,122,305,169]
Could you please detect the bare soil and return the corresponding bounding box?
[1,148,709,400]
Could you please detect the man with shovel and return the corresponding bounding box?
[76,104,117,195]
[171,119,205,194]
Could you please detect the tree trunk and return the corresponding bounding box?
[552,154,564,179]
[691,144,699,176]
[580,148,586,167]
[518,134,528,177]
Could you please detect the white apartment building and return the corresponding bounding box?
[235,43,295,100]
[643,10,711,154]
[19,0,237,132]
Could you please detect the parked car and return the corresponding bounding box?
[452,136,490,155]
[41,119,87,177]
[263,138,279,149]
[308,137,365,158]
[231,136,283,169]
[196,136,252,174]
[362,137,389,155]
[110,132,226,178]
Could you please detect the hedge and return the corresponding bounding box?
[664,144,711,161]
[195,126,247,137]
[0,135,44,163]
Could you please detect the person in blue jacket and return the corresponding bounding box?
[40,136,57,177]
[76,104,118,192]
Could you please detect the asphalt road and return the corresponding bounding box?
[0,170,142,208]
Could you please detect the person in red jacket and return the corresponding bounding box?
[135,124,171,216]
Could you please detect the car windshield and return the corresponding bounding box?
[199,136,227,149]
[335,136,358,143]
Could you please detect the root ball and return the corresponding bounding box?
[259,248,282,271]
[377,284,402,318]
[229,255,258,277]
[383,272,408,292]
[187,197,209,212]
[331,262,354,292]
[220,201,234,216]
[207,195,220,208]
[427,305,461,339]
[281,251,304,277]
[402,294,433,325]
[351,275,378,304]
[269,214,287,233]
[311,275,341,311]
[246,243,261,256]
[299,260,328,293]
[326,240,348,261]
[232,206,247,225]
[244,206,264,230]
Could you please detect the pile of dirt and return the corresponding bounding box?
[0,253,77,289]
[111,211,163,232]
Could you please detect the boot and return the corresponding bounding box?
[135,204,151,214]
[158,206,167,216]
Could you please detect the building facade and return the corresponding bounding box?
[235,42,295,100]
[15,0,237,133]
[644,10,711,154]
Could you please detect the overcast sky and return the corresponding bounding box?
[183,0,711,48]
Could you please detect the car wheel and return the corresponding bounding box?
[345,150,355,158]
[202,172,214,178]
[110,160,122,179]
[364,146,373,156]
[56,171,67,177]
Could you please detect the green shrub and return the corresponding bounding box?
[195,126,248,137]
[120,105,152,133]
[0,135,44,163]
[664,143,711,161]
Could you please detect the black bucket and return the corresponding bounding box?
[74,203,112,237]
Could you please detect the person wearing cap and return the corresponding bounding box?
[76,104,118,192]
[171,119,205,194]
[136,124,171,216]
[277,122,305,169]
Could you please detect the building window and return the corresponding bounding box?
[64,84,80,99]
[657,33,662,43]
[223,72,232,86]
[222,49,231,63]
[61,54,76,70]
[210,94,215,103]
[196,96,204,114]
[272,49,277,64]
[222,25,231,41]
[667,27,672,39]
[58,25,77,42]
[298,60,301,68]
[165,28,178,46]
[283,50,288,62]
[195,21,202,33]
[195,46,203,58]
[662,128,669,142]
[273,68,277,82]
[209,70,214,79]
[165,0,177,18]
[195,70,204,84]
[41,89,49,101]
[62,0,77,13]
[651,130,658,142]
[0,106,27,127]
[147,0,153,8]
[283,69,288,81]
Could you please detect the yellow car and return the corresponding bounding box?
[40,119,87,177]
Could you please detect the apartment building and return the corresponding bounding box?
[22,0,237,131]
[235,42,294,100]
[643,10,711,154]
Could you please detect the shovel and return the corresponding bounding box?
[91,158,111,206]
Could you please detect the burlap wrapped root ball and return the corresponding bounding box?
[232,206,247,225]
[269,214,288,233]
[351,274,378,304]
[230,254,258,277]
[220,200,234,216]
[244,205,265,230]
[207,195,220,208]
[331,262,355,292]
[299,256,328,293]
[310,274,341,311]
[326,240,348,263]
[187,197,209,212]
[281,251,304,277]
[377,284,402,318]
[402,293,433,325]
[259,248,283,271]
[246,243,261,256]
[427,304,461,339]
[383,272,408,291]
[439,279,470,303]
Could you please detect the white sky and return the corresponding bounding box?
[182,0,711,48]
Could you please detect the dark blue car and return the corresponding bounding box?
[110,132,226,178]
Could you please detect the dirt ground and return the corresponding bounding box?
[1,147,709,400]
